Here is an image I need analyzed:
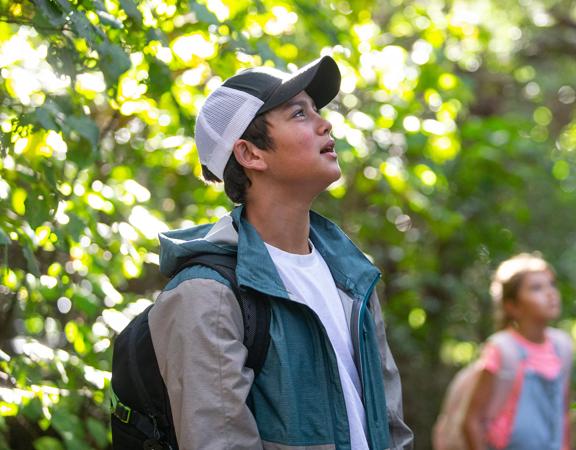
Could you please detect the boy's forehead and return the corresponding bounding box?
[275,91,314,110]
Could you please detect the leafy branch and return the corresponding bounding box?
[0,15,72,32]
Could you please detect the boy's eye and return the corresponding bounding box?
[293,109,305,117]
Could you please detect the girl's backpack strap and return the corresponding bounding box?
[546,327,574,376]
[483,330,525,420]
[488,330,524,380]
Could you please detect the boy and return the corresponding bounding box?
[151,55,413,449]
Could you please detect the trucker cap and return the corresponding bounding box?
[194,55,341,180]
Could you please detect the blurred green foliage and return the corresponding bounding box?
[0,0,575,448]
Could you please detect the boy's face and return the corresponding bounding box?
[507,270,561,324]
[258,90,341,193]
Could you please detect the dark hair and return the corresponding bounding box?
[201,114,274,203]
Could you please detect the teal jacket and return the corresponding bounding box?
[149,207,413,449]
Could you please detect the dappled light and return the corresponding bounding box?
[1,0,576,448]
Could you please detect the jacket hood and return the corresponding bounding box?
[159,206,380,301]
[158,214,239,278]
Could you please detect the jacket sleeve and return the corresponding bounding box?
[148,277,262,450]
[369,291,414,450]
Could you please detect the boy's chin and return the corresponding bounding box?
[324,173,342,190]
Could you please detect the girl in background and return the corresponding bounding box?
[464,253,573,450]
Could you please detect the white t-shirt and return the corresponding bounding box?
[264,241,368,449]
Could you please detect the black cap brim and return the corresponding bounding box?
[257,56,341,114]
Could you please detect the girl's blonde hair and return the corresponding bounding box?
[490,252,554,329]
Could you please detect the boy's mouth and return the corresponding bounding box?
[320,140,336,154]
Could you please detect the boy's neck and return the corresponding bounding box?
[244,199,312,255]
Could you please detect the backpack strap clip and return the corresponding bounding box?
[110,387,132,424]
[113,402,132,424]
[111,386,160,438]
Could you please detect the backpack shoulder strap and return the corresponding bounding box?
[127,305,156,416]
[546,327,573,375]
[481,330,526,419]
[175,253,271,375]
[488,330,524,380]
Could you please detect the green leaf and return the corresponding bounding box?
[91,0,108,11]
[147,56,172,97]
[33,0,67,28]
[0,131,8,158]
[41,161,58,189]
[189,1,219,25]
[65,116,100,152]
[22,243,41,277]
[255,41,277,64]
[86,417,108,448]
[120,0,143,26]
[97,43,132,87]
[21,398,43,422]
[63,214,86,242]
[51,0,72,13]
[68,9,104,46]
[73,293,101,318]
[26,191,55,229]
[51,409,83,442]
[66,144,94,168]
[96,10,124,29]
[34,108,60,132]
[33,437,64,450]
[146,28,168,45]
[47,44,78,79]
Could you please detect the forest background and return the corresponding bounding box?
[1,0,576,449]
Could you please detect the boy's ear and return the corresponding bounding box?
[232,139,267,172]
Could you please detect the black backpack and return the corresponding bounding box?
[110,254,271,450]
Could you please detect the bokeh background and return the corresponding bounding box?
[1,0,575,448]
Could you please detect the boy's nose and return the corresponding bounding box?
[318,116,332,135]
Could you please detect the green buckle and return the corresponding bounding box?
[110,387,132,424]
[114,402,132,424]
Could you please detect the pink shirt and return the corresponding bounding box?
[482,330,562,379]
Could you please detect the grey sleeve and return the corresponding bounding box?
[369,291,414,450]
[149,278,263,450]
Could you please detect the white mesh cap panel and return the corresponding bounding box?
[195,86,264,180]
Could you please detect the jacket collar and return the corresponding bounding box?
[231,206,380,302]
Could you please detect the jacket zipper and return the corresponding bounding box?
[353,273,380,390]
[354,273,381,444]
